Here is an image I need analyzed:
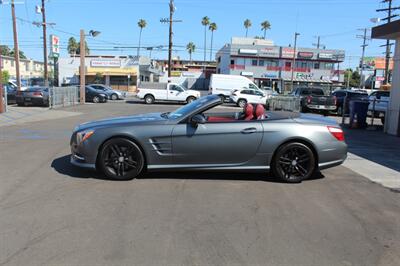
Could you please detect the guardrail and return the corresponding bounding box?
[268,95,301,112]
[49,86,79,109]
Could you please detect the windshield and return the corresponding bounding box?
[168,96,216,119]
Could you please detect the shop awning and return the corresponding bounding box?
[77,67,138,76]
[283,78,332,84]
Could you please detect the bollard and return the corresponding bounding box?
[371,98,376,127]
[341,95,347,126]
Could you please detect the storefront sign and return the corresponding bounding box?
[238,49,258,55]
[318,53,333,59]
[281,47,295,58]
[261,73,278,79]
[259,46,280,58]
[296,73,314,79]
[90,59,121,68]
[50,35,60,58]
[297,52,314,58]
[241,71,254,76]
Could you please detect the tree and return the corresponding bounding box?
[186,42,196,62]
[261,20,271,39]
[244,19,252,37]
[1,70,10,84]
[209,22,217,61]
[201,16,210,62]
[67,37,79,55]
[0,45,26,59]
[344,68,361,88]
[76,41,90,55]
[94,72,103,84]
[137,19,147,58]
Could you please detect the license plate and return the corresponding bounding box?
[25,97,31,101]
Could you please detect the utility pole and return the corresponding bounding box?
[0,44,4,114]
[80,29,86,103]
[376,0,400,84]
[11,0,21,91]
[357,28,369,88]
[290,32,300,91]
[312,36,326,50]
[168,0,173,78]
[41,0,48,87]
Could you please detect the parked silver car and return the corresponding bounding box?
[16,87,50,107]
[70,95,347,183]
[87,84,126,100]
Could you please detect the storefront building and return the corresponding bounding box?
[58,55,140,91]
[216,37,345,93]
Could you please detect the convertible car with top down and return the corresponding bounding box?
[70,95,347,183]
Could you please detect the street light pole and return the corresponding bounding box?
[290,32,300,92]
[0,45,4,114]
[11,0,21,91]
[80,29,86,104]
[168,0,174,78]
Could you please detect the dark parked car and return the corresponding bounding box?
[85,86,108,103]
[3,84,17,104]
[291,87,337,114]
[16,87,50,107]
[331,90,369,115]
[70,95,347,183]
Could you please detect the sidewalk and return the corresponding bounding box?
[0,106,81,127]
[341,127,400,189]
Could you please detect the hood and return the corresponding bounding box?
[293,113,339,126]
[74,112,167,132]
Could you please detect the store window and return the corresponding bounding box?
[230,59,235,65]
[252,59,258,66]
[259,60,265,66]
[314,62,320,69]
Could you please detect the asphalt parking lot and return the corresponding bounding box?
[1,100,400,266]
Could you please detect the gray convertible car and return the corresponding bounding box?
[70,95,347,183]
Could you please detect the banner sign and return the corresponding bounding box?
[281,47,295,58]
[90,59,121,68]
[50,35,60,58]
[297,52,314,58]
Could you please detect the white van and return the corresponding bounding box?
[209,74,264,100]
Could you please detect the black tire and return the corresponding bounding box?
[98,138,145,180]
[272,142,316,183]
[219,95,225,103]
[237,98,247,108]
[111,94,118,100]
[144,94,155,104]
[93,96,100,103]
[186,96,196,104]
[300,105,308,113]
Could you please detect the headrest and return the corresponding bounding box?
[255,104,265,119]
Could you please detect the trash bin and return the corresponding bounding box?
[349,100,369,128]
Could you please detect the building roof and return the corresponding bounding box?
[372,20,400,40]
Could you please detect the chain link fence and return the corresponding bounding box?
[49,86,79,109]
[267,95,301,112]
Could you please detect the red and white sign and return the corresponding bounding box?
[50,35,60,56]
[90,59,121,68]
[281,48,295,58]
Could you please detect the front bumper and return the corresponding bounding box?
[70,154,96,169]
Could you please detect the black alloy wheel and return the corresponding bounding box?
[272,142,316,183]
[98,138,145,180]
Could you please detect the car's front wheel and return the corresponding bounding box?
[237,99,247,108]
[272,142,316,183]
[98,138,145,180]
[111,94,118,100]
[93,96,100,103]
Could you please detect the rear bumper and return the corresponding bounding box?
[307,105,336,110]
[318,157,346,170]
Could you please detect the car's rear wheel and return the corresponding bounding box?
[144,94,155,104]
[93,96,100,103]
[272,142,316,183]
[111,94,118,100]
[98,138,145,180]
[237,99,247,108]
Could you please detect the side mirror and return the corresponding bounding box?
[190,114,206,126]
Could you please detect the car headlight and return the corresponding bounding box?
[76,129,95,145]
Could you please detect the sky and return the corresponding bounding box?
[0,0,396,69]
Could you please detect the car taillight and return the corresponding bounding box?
[33,92,43,96]
[327,126,345,141]
[307,95,313,104]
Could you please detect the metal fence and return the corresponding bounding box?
[268,95,301,112]
[49,86,79,109]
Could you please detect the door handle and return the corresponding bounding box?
[241,127,257,134]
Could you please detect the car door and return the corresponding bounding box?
[171,118,263,165]
[169,85,186,101]
[253,90,266,104]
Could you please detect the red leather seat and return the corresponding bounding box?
[255,104,266,120]
[244,103,254,120]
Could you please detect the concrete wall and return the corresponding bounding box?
[386,39,400,136]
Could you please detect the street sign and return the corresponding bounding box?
[50,35,60,58]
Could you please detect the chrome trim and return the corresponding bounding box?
[147,164,269,170]
[70,156,96,169]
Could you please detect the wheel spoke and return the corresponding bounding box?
[109,145,120,157]
[296,164,308,176]
[125,159,137,168]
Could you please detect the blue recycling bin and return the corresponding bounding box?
[349,100,369,128]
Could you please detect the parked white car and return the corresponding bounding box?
[137,82,200,104]
[209,74,266,101]
[230,88,269,107]
[368,90,390,123]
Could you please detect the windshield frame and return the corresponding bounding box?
[167,95,221,122]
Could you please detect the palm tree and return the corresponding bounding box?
[137,19,147,58]
[186,42,196,62]
[244,19,252,37]
[209,22,217,61]
[261,20,271,39]
[201,16,210,62]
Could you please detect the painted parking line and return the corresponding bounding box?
[343,153,400,189]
